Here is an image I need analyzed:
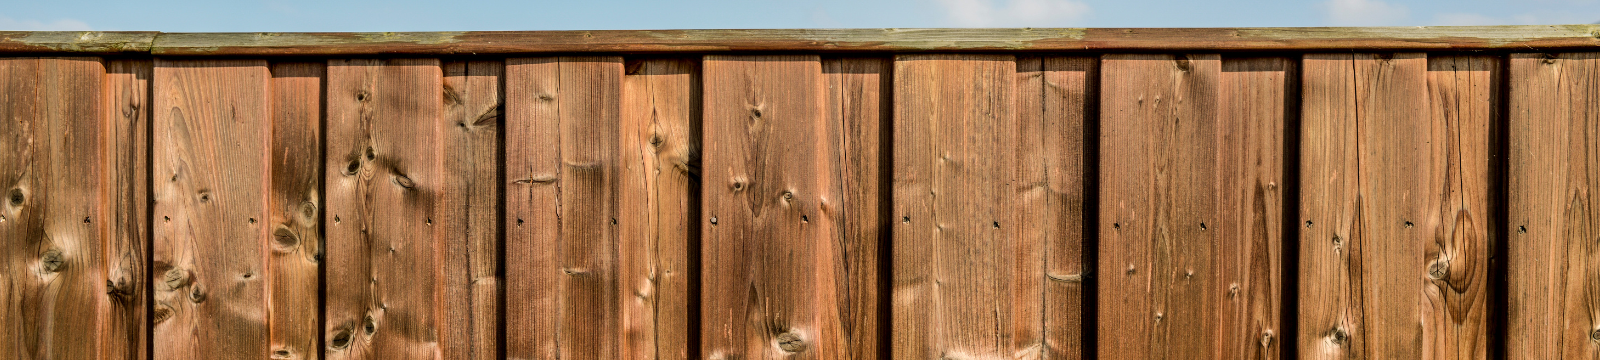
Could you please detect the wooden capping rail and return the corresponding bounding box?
[3,25,1600,55]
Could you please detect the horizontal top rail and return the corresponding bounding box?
[3,25,1600,55]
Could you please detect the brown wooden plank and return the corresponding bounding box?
[0,57,134,359]
[619,58,700,360]
[891,54,1034,358]
[824,57,889,359]
[1037,56,1095,360]
[504,56,624,360]
[267,62,324,360]
[439,60,502,360]
[504,57,560,359]
[1097,54,1221,359]
[323,58,443,359]
[103,58,151,360]
[1298,53,1431,359]
[1422,55,1496,360]
[701,54,847,359]
[1507,52,1600,359]
[108,26,1600,56]
[152,59,271,358]
[1216,57,1292,360]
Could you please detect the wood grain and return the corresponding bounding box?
[1216,57,1291,360]
[103,58,152,360]
[1298,53,1432,359]
[824,57,890,360]
[1507,52,1600,359]
[1422,55,1496,360]
[267,61,324,360]
[440,60,502,360]
[891,54,1035,359]
[619,58,700,360]
[323,58,443,359]
[504,57,624,360]
[152,59,271,358]
[1098,54,1221,360]
[1034,56,1095,360]
[700,54,847,359]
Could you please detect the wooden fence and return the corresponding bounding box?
[2,26,1599,359]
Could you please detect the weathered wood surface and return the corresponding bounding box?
[8,26,1600,55]
[439,60,503,360]
[892,54,1039,359]
[504,56,625,360]
[1216,56,1291,360]
[152,59,272,359]
[267,61,324,360]
[323,58,443,359]
[619,58,699,360]
[1423,55,1496,360]
[1098,54,1223,359]
[1034,56,1095,360]
[824,57,890,360]
[1508,52,1600,359]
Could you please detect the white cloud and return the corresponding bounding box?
[1322,0,1409,26]
[1433,13,1503,26]
[938,0,1090,27]
[0,16,91,31]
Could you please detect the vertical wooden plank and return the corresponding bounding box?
[1038,56,1095,360]
[504,56,624,360]
[1298,53,1430,359]
[824,57,889,359]
[439,60,502,360]
[1216,57,1291,360]
[267,62,324,360]
[1097,54,1221,359]
[153,59,271,359]
[1422,55,1496,360]
[619,58,700,360]
[505,57,560,360]
[324,59,443,359]
[103,59,151,360]
[1508,52,1600,359]
[701,54,847,359]
[892,54,1034,359]
[1,57,129,359]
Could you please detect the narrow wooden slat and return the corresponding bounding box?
[1097,54,1221,359]
[824,57,889,359]
[504,57,561,359]
[701,54,849,359]
[267,62,324,360]
[1422,55,1496,360]
[1508,52,1600,359]
[504,56,624,360]
[103,58,151,360]
[892,54,1034,358]
[1298,53,1431,359]
[439,60,502,360]
[1216,57,1291,359]
[324,59,443,359]
[619,58,700,360]
[1038,56,1095,360]
[152,59,271,358]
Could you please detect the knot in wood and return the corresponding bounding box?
[106,278,134,300]
[355,90,370,102]
[363,315,377,334]
[1228,283,1240,298]
[344,159,361,176]
[1404,221,1414,228]
[1329,328,1349,345]
[365,147,376,161]
[776,332,806,352]
[8,188,23,206]
[330,328,354,349]
[782,191,794,201]
[1518,225,1527,234]
[1305,220,1313,228]
[271,349,294,359]
[1427,259,1450,280]
[40,249,65,273]
[392,174,415,189]
[1261,330,1275,347]
[1591,328,1600,341]
[163,268,190,289]
[189,283,206,303]
[152,306,173,324]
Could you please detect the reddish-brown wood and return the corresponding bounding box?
[1422,55,1496,360]
[503,57,625,360]
[267,61,324,360]
[1216,56,1291,360]
[103,58,152,360]
[439,60,503,360]
[1035,56,1095,360]
[1507,52,1600,359]
[152,59,272,359]
[824,57,890,360]
[619,58,699,360]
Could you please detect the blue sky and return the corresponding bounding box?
[3,0,1599,31]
